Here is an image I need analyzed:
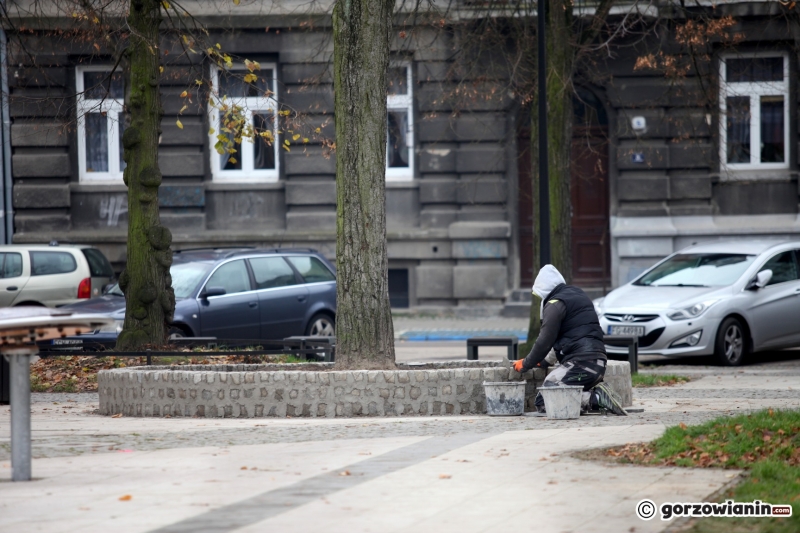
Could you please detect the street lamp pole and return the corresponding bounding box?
[537,0,551,267]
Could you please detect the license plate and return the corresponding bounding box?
[608,326,645,337]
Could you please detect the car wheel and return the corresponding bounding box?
[306,314,335,337]
[168,326,189,340]
[714,317,748,366]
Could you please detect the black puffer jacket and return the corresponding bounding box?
[522,283,606,370]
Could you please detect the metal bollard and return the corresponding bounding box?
[146,349,152,366]
[9,353,32,481]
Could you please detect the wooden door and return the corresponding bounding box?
[570,126,610,286]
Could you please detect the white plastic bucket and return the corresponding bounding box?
[483,381,526,416]
[539,385,583,419]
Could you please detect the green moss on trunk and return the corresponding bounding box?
[116,0,174,350]
[332,0,396,369]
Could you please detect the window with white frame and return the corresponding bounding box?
[720,53,789,171]
[76,67,126,182]
[209,64,279,182]
[386,63,414,180]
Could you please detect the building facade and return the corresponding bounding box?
[5,1,800,308]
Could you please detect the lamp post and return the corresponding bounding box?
[537,0,551,267]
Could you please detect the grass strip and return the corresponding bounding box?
[606,409,800,532]
[631,373,691,387]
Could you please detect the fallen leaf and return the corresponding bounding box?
[111,413,122,418]
[679,423,687,430]
[119,495,132,501]
[438,474,451,479]
[241,466,247,470]
[339,470,351,476]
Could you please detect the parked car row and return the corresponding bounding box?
[63,247,337,341]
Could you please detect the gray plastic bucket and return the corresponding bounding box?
[484,381,526,416]
[539,385,583,419]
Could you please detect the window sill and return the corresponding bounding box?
[386,179,418,189]
[715,169,797,182]
[206,181,285,191]
[71,182,127,193]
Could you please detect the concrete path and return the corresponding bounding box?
[2,350,799,533]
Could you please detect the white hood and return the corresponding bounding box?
[532,264,566,314]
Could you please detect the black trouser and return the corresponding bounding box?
[533,358,606,412]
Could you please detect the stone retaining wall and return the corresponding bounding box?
[98,361,631,418]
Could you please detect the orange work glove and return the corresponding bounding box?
[513,359,525,372]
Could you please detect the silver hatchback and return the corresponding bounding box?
[595,240,800,366]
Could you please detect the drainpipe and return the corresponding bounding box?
[0,1,12,244]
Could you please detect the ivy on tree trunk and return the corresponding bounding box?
[116,0,175,350]
[332,0,396,369]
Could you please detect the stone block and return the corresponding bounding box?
[617,201,669,218]
[602,360,632,408]
[416,61,451,83]
[280,32,333,63]
[669,143,712,170]
[415,265,453,298]
[417,115,456,143]
[667,109,711,138]
[456,206,507,222]
[11,122,68,147]
[206,189,286,230]
[617,237,673,258]
[456,146,505,173]
[670,174,711,200]
[615,109,667,139]
[452,240,508,259]
[10,90,69,117]
[455,114,506,142]
[419,145,456,173]
[285,147,336,175]
[159,185,205,207]
[386,187,420,229]
[607,78,703,108]
[387,240,451,260]
[286,180,336,205]
[456,177,506,204]
[281,85,334,113]
[12,153,70,177]
[453,265,507,298]
[714,181,798,215]
[280,63,331,84]
[616,142,669,170]
[13,184,69,208]
[286,209,336,232]
[420,178,457,204]
[162,213,206,232]
[420,207,458,228]
[14,213,71,233]
[10,67,67,88]
[449,221,510,239]
[668,201,713,216]
[160,118,205,146]
[617,173,669,201]
[158,151,204,177]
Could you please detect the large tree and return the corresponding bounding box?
[115,0,175,350]
[332,0,396,369]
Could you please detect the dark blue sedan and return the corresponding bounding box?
[63,248,337,340]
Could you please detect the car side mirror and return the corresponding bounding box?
[747,269,772,290]
[202,286,226,298]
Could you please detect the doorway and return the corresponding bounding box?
[517,90,610,287]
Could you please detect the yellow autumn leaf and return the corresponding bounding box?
[303,138,309,143]
[180,90,188,98]
[282,144,290,152]
[176,119,183,130]
[209,128,215,135]
[314,127,321,134]
[284,139,290,146]
[159,66,164,73]
[162,0,170,9]
[292,134,300,141]
[216,43,221,49]
[233,0,240,4]
[243,73,258,84]
[179,105,187,114]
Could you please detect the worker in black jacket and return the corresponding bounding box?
[512,265,627,416]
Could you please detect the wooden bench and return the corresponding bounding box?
[603,335,639,374]
[466,337,519,361]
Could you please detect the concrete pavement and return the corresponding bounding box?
[2,348,799,533]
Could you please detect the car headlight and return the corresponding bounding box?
[666,300,719,321]
[593,297,605,317]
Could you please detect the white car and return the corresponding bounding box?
[0,243,115,307]
[594,240,800,366]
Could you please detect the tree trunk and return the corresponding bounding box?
[332,0,395,369]
[116,0,174,350]
[522,101,541,355]
[546,0,574,282]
